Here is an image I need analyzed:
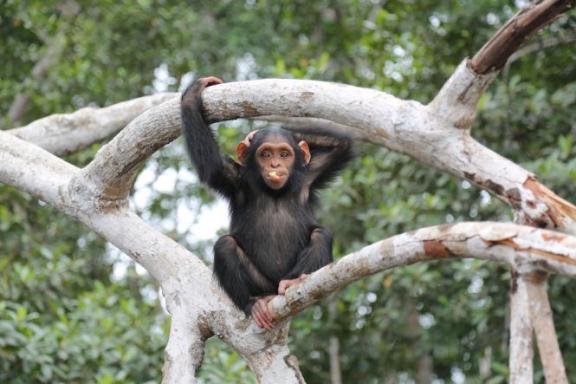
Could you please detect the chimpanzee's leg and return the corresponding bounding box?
[213,235,275,314]
[279,227,333,293]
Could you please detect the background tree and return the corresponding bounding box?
[1,1,575,383]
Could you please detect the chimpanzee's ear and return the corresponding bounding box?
[236,142,249,165]
[298,141,311,165]
[235,130,258,165]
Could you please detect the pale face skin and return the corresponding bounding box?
[255,138,297,190]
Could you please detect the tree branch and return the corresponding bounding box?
[470,0,574,74]
[75,97,180,207]
[52,78,576,234]
[199,80,576,233]
[268,222,576,320]
[254,115,365,140]
[8,93,177,156]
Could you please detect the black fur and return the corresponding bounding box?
[181,78,354,314]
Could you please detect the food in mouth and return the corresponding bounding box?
[268,171,283,181]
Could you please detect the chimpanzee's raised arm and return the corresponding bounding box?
[294,130,354,192]
[181,77,239,198]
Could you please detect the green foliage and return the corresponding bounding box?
[0,188,166,383]
[1,0,575,383]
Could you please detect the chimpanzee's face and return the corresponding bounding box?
[255,136,296,190]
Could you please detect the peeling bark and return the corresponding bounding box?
[522,177,576,232]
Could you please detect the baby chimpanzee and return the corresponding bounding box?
[181,77,353,328]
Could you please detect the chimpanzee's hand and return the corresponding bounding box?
[182,76,223,104]
[278,274,308,295]
[251,295,275,329]
[197,76,223,88]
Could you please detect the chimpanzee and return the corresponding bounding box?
[181,77,353,329]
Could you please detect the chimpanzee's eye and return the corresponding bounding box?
[280,151,290,158]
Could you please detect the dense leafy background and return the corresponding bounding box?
[1,1,575,383]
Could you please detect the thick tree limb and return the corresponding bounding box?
[162,311,206,384]
[200,80,576,233]
[76,98,180,205]
[254,115,365,140]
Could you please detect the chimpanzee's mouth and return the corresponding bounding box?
[267,171,285,182]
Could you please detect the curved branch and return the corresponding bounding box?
[73,79,576,233]
[9,93,177,155]
[200,80,576,233]
[268,222,576,320]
